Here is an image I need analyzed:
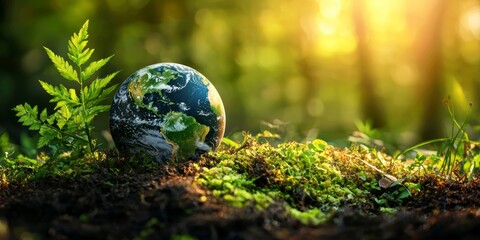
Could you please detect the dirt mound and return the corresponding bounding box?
[1,164,480,240]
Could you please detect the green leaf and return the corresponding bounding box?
[47,115,56,125]
[56,106,72,129]
[82,114,96,126]
[13,104,28,117]
[82,72,119,106]
[221,137,240,148]
[81,55,113,80]
[97,84,118,102]
[79,48,93,67]
[397,189,411,199]
[39,80,80,108]
[14,104,40,129]
[93,72,118,90]
[69,89,79,102]
[67,20,91,67]
[39,80,68,102]
[40,109,48,122]
[87,105,110,118]
[72,114,84,126]
[68,37,88,57]
[38,125,57,148]
[44,47,79,82]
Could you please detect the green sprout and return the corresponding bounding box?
[395,98,479,180]
[13,20,118,158]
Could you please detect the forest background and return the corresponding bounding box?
[1,0,479,148]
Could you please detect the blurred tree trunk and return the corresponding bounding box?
[412,0,446,140]
[295,0,322,134]
[352,0,385,128]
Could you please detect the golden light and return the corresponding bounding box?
[461,3,480,40]
[312,0,412,58]
[459,1,480,64]
[313,0,358,57]
[319,0,342,19]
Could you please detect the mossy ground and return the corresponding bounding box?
[1,134,480,239]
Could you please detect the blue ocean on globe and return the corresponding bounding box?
[109,63,226,164]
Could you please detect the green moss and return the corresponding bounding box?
[196,133,416,224]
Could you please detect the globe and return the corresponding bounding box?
[109,63,226,164]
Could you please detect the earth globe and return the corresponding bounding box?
[109,63,226,164]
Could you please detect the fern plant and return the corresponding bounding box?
[14,20,118,158]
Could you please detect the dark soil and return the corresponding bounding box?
[1,160,480,240]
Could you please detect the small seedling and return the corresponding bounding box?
[14,20,118,158]
[395,99,479,180]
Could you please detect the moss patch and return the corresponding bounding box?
[196,133,419,224]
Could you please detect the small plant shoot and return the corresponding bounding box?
[14,20,118,158]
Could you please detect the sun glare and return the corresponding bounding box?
[319,0,342,19]
[312,0,411,57]
[461,3,480,40]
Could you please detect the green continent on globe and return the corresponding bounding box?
[127,68,178,113]
[160,111,210,162]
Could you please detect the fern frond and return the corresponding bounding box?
[13,104,41,130]
[39,80,80,108]
[79,48,94,67]
[94,71,118,89]
[13,104,29,117]
[87,105,111,118]
[40,108,48,122]
[38,125,58,148]
[81,55,114,80]
[44,47,79,82]
[69,88,79,102]
[82,71,119,106]
[67,20,91,67]
[96,85,118,104]
[67,40,88,58]
[68,48,94,68]
[56,105,72,129]
[68,23,89,53]
[15,20,117,157]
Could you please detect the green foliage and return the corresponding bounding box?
[396,99,480,180]
[439,100,478,179]
[0,132,42,181]
[354,119,381,140]
[348,120,385,151]
[13,20,118,158]
[0,132,15,154]
[1,132,101,182]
